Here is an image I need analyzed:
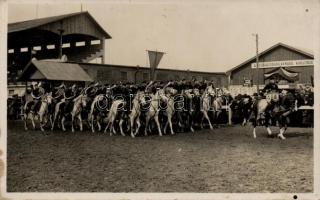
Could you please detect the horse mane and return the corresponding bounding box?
[73,94,82,103]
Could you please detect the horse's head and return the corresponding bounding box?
[44,92,53,105]
[207,85,215,96]
[81,95,89,108]
[137,91,147,105]
[184,89,193,99]
[193,88,200,96]
[166,87,177,96]
[157,89,168,103]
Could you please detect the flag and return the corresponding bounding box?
[148,50,164,80]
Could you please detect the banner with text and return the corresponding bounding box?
[251,59,313,69]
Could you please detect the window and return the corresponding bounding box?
[62,43,70,48]
[91,40,101,45]
[33,46,41,51]
[121,71,127,81]
[21,47,28,52]
[9,89,14,96]
[8,49,14,54]
[47,44,55,49]
[76,41,86,47]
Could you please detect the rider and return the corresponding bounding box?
[30,82,45,113]
[262,78,280,116]
[263,78,279,94]
[63,84,77,112]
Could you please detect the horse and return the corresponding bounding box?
[23,92,53,132]
[128,91,146,138]
[61,94,89,132]
[211,88,233,126]
[200,85,216,130]
[251,90,299,139]
[88,94,109,133]
[230,94,253,126]
[182,88,202,132]
[163,87,178,135]
[103,99,126,136]
[50,87,66,131]
[144,88,168,136]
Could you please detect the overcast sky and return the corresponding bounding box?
[8,0,317,72]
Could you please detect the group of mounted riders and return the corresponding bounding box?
[21,77,314,140]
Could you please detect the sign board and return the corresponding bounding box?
[251,59,313,69]
[243,79,251,86]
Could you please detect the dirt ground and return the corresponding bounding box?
[7,121,313,193]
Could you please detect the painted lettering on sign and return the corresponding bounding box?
[251,59,313,68]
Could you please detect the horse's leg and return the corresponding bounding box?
[164,121,168,134]
[189,113,195,133]
[109,122,114,136]
[277,116,286,140]
[200,114,204,129]
[104,122,110,134]
[145,114,150,136]
[31,114,36,130]
[51,112,57,131]
[134,118,141,136]
[71,114,75,133]
[24,113,28,131]
[154,114,162,136]
[39,114,45,132]
[130,115,135,138]
[61,116,66,131]
[252,116,257,139]
[97,116,102,132]
[119,118,125,136]
[91,114,95,133]
[78,114,83,132]
[168,115,174,135]
[265,114,272,136]
[202,111,213,130]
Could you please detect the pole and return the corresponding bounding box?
[153,51,158,81]
[255,34,259,93]
[58,28,64,59]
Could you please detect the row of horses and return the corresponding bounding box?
[22,82,313,140]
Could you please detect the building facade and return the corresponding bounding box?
[227,43,314,96]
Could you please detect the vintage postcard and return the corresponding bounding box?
[0,0,319,199]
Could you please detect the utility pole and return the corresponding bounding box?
[253,33,259,93]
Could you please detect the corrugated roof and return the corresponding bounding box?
[227,42,314,74]
[22,60,93,82]
[8,11,111,38]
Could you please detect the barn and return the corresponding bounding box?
[226,43,314,96]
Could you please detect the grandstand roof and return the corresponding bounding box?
[8,11,111,39]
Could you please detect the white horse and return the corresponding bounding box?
[200,85,215,130]
[61,94,88,132]
[163,87,178,135]
[128,91,146,138]
[104,99,126,136]
[144,88,168,136]
[23,92,53,132]
[88,94,106,133]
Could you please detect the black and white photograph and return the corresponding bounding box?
[1,0,319,199]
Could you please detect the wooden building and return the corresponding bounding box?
[78,62,228,86]
[8,11,111,84]
[226,43,314,96]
